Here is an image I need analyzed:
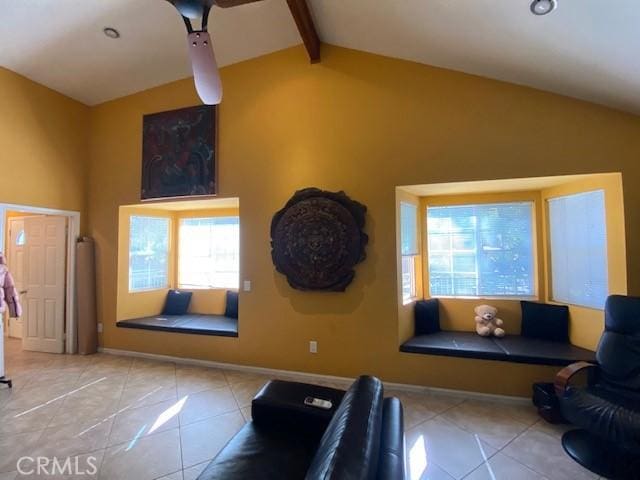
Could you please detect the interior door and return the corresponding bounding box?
[22,216,67,353]
[7,217,26,338]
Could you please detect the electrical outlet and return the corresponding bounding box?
[309,340,318,354]
[97,323,103,333]
[243,280,251,292]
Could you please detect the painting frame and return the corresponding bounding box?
[141,104,218,202]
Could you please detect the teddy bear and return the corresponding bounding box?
[474,304,505,337]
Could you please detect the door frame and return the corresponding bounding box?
[0,203,80,354]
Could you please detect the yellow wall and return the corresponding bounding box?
[540,173,626,348]
[116,206,240,320]
[86,45,640,396]
[0,68,88,221]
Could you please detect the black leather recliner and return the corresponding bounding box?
[197,375,405,480]
[555,295,640,480]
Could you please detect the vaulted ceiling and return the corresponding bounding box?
[2,0,639,113]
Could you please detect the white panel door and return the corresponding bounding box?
[22,216,67,353]
[7,217,26,338]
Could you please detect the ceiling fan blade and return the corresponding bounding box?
[188,32,222,104]
[214,0,264,8]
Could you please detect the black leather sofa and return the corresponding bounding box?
[555,295,640,480]
[197,375,405,480]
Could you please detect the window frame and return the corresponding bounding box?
[400,202,421,304]
[424,200,538,300]
[177,215,240,290]
[128,215,171,293]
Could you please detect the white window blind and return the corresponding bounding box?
[179,217,240,289]
[400,203,419,302]
[129,216,170,291]
[427,202,535,297]
[548,190,608,309]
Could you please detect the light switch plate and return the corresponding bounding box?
[309,341,318,354]
[243,280,251,292]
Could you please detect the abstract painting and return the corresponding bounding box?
[141,105,217,200]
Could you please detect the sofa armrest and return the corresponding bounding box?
[554,361,597,397]
[251,380,346,437]
[377,397,405,480]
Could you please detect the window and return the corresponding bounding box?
[400,202,419,303]
[15,230,25,246]
[179,217,240,289]
[427,202,535,298]
[548,190,608,309]
[129,216,170,291]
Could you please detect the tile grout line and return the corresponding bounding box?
[458,406,546,479]
[408,399,540,480]
[98,356,135,478]
[170,362,187,477]
[405,400,495,480]
[404,396,469,433]
[33,359,94,449]
[494,420,557,479]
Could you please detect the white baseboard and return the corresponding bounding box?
[98,347,530,405]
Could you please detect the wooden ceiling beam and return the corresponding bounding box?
[286,0,320,63]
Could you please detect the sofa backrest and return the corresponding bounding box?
[305,375,384,480]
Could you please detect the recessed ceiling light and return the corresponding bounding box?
[103,27,120,39]
[530,0,557,15]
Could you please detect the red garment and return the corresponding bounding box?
[0,253,22,318]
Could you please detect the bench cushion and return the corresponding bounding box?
[401,331,595,366]
[493,335,595,365]
[117,314,238,337]
[401,332,506,361]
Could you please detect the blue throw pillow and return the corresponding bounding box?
[224,290,239,319]
[520,301,569,342]
[415,299,440,335]
[162,290,192,315]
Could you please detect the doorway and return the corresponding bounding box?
[0,204,80,356]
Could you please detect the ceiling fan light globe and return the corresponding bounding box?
[175,0,204,19]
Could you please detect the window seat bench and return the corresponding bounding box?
[400,331,595,366]
[117,314,238,337]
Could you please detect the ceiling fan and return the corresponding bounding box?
[165,0,262,105]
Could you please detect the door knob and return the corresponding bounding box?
[19,290,27,295]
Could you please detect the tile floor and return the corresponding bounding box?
[0,338,600,480]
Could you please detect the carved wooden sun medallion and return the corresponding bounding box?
[270,188,368,291]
